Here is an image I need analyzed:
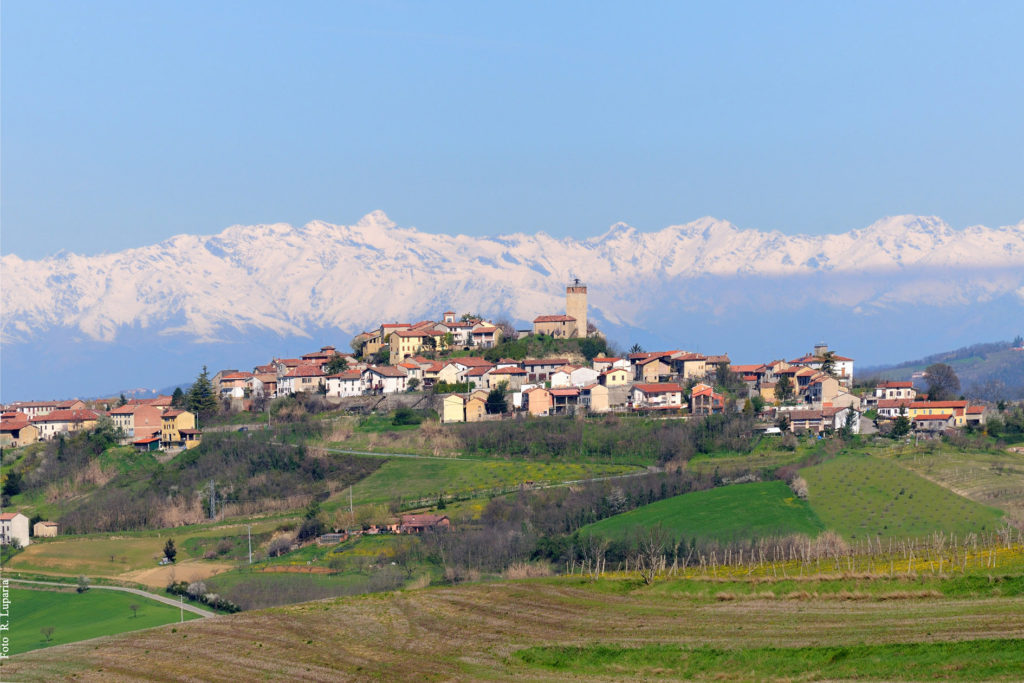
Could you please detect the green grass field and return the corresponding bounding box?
[801,454,1005,540]
[7,586,200,655]
[336,456,640,509]
[580,481,826,543]
[516,639,1024,680]
[888,447,1024,519]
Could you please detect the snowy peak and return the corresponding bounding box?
[2,213,1022,347]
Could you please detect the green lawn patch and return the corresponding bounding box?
[801,454,1004,541]
[579,481,825,543]
[516,639,1024,680]
[7,586,199,655]
[337,456,639,508]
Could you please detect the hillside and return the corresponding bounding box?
[6,572,1024,681]
[861,339,1024,399]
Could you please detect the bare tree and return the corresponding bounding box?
[925,363,961,401]
[41,626,55,642]
[130,603,140,618]
[636,524,670,585]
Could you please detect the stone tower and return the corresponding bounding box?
[566,278,588,338]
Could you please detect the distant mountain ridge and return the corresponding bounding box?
[2,212,1023,400]
[3,212,1023,345]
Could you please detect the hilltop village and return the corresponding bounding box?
[1,282,989,456]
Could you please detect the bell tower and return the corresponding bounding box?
[565,278,588,338]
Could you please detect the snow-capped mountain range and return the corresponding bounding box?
[2,212,1023,400]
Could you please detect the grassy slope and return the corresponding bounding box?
[5,575,1024,681]
[8,586,200,656]
[337,456,639,508]
[801,454,1004,541]
[888,446,1024,521]
[580,481,825,543]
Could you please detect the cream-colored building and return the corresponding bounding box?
[30,409,100,441]
[581,384,609,413]
[33,521,58,538]
[442,395,466,423]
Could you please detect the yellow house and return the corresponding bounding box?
[907,401,968,427]
[161,409,197,448]
[599,367,630,387]
[442,395,466,423]
[466,396,487,422]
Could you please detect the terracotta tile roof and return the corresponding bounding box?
[600,368,628,376]
[30,409,99,423]
[879,381,914,388]
[914,413,954,421]
[162,409,186,418]
[0,512,24,520]
[522,358,570,367]
[381,323,411,329]
[133,436,161,444]
[330,370,362,380]
[638,355,669,366]
[533,315,576,323]
[472,326,498,333]
[967,406,985,414]
[465,366,492,377]
[457,357,494,367]
[730,364,766,373]
[490,366,527,375]
[910,401,967,409]
[220,371,253,380]
[549,388,580,397]
[877,399,914,409]
[366,366,408,378]
[633,383,684,394]
[593,357,622,363]
[285,365,326,378]
[0,420,31,432]
[785,409,826,421]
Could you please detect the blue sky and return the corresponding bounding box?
[3,1,1023,259]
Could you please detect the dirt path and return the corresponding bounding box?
[119,559,235,588]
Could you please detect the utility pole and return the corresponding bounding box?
[247,524,252,565]
[180,595,183,623]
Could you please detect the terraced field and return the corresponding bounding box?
[579,481,825,543]
[801,454,1004,540]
